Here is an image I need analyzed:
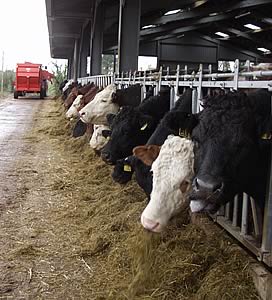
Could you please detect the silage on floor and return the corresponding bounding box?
[31,99,259,299]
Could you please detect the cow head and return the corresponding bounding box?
[111,156,135,184]
[190,91,271,213]
[101,106,155,164]
[65,95,83,119]
[135,136,194,233]
[89,124,110,152]
[79,84,118,125]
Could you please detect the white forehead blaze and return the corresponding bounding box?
[142,135,194,230]
[89,124,110,151]
[79,84,119,125]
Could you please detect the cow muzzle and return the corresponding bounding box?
[101,151,115,165]
[189,177,224,213]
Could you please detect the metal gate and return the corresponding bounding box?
[77,59,272,267]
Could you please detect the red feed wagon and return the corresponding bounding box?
[14,62,54,99]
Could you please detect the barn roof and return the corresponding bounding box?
[45,0,272,60]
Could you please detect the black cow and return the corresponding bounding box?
[111,89,197,196]
[113,84,142,107]
[101,88,171,164]
[188,89,272,213]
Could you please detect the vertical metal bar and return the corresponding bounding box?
[241,193,249,236]
[197,64,203,113]
[175,64,180,103]
[128,71,132,86]
[225,202,230,220]
[233,59,239,91]
[261,95,272,255]
[207,64,212,97]
[170,86,175,109]
[143,70,146,100]
[232,195,239,227]
[133,71,136,84]
[183,65,188,93]
[191,89,198,114]
[157,66,162,93]
[250,197,261,238]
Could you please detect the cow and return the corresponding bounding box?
[64,82,94,109]
[101,88,170,164]
[111,155,153,197]
[182,89,272,214]
[66,86,99,119]
[110,89,196,195]
[90,124,111,153]
[79,84,142,125]
[66,95,83,119]
[134,135,194,233]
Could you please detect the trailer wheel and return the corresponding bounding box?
[14,91,18,99]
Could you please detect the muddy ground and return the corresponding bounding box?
[0,96,260,299]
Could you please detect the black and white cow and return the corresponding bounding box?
[101,88,171,164]
[111,89,197,196]
[185,89,272,213]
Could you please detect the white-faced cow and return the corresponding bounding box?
[110,89,197,196]
[134,135,194,233]
[79,84,142,126]
[90,124,111,153]
[66,95,83,119]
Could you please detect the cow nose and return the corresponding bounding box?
[141,215,162,233]
[193,177,223,193]
[101,151,112,163]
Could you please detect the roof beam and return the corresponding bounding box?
[197,33,262,59]
[226,27,272,50]
[142,0,272,26]
[141,11,236,37]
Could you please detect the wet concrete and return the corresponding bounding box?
[0,96,44,209]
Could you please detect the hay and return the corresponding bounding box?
[0,98,259,299]
[43,99,259,299]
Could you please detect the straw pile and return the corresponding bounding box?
[2,98,259,299]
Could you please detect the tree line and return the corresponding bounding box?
[0,70,15,92]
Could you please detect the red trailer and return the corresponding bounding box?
[14,62,53,99]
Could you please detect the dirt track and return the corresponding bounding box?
[0,96,260,300]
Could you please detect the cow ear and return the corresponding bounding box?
[138,115,153,131]
[102,130,112,139]
[106,113,116,126]
[133,145,161,166]
[163,111,199,137]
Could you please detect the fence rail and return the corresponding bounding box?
[77,58,272,267]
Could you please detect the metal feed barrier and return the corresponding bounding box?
[77,59,272,267]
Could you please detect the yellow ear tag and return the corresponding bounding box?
[106,136,110,141]
[124,164,132,172]
[179,128,190,138]
[140,123,148,131]
[261,133,272,140]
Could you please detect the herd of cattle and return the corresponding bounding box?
[59,79,272,233]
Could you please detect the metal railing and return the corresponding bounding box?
[77,59,272,267]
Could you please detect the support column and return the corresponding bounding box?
[117,0,141,73]
[73,38,79,81]
[68,57,73,79]
[90,3,104,75]
[79,27,90,77]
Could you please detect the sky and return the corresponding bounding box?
[0,0,66,72]
[0,0,156,74]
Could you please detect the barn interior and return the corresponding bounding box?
[45,0,272,79]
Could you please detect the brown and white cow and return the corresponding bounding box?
[134,135,194,233]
